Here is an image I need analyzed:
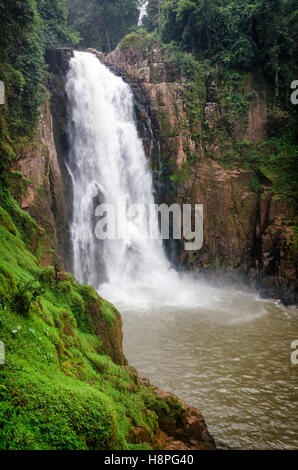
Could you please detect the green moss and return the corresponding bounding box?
[99,298,116,325]
[170,164,191,185]
[9,171,32,204]
[39,266,56,288]
[0,368,117,450]
[0,206,17,236]
[249,176,263,194]
[0,194,189,450]
[0,194,40,252]
[141,386,183,430]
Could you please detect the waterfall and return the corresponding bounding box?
[65,51,269,316]
[66,52,178,306]
[138,1,149,25]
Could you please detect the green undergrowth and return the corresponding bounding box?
[0,199,177,450]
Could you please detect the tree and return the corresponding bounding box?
[142,0,164,33]
[37,0,80,47]
[67,0,140,52]
[158,0,298,106]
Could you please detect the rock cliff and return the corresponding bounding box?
[10,48,75,269]
[10,98,66,267]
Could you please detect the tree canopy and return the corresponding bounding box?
[142,0,298,105]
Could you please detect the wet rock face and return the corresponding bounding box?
[256,196,297,303]
[11,99,66,267]
[45,48,74,75]
[45,48,74,270]
[11,48,74,269]
[98,43,297,303]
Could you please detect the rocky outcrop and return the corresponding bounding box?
[140,377,215,450]
[100,42,297,304]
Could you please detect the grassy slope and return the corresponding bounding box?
[0,197,182,450]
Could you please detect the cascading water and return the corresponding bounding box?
[66,51,183,306]
[65,51,297,450]
[138,1,149,25]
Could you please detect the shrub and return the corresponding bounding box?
[39,266,56,288]
[14,280,45,316]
